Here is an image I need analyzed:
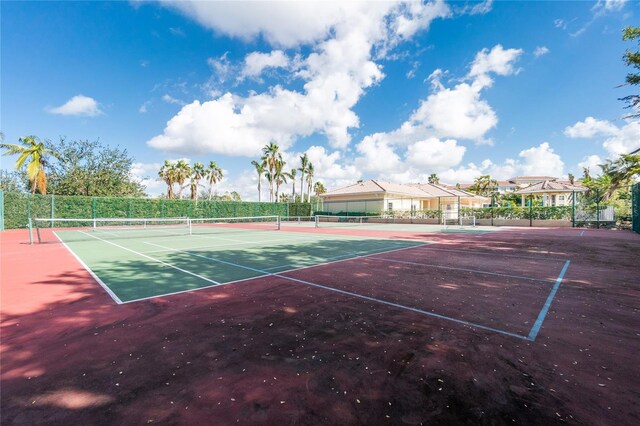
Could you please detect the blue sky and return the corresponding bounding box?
[2,0,639,199]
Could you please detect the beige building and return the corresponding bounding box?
[513,180,588,206]
[319,180,488,219]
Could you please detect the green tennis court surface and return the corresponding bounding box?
[57,226,424,303]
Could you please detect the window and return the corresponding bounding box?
[387,202,393,212]
[558,195,565,201]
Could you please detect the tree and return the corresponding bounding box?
[190,162,205,201]
[0,170,26,192]
[298,153,309,202]
[274,158,289,201]
[251,160,265,202]
[568,173,575,185]
[428,173,439,184]
[468,175,498,197]
[620,26,640,118]
[314,181,326,196]
[290,168,297,199]
[47,138,145,197]
[1,135,64,194]
[159,161,176,199]
[306,162,314,203]
[173,160,191,199]
[262,142,281,202]
[206,161,223,201]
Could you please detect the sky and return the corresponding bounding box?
[2,0,639,199]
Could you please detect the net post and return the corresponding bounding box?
[188,218,193,235]
[93,218,97,230]
[277,216,281,230]
[315,215,320,228]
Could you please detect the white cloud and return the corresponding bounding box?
[533,46,549,58]
[468,0,493,16]
[147,1,450,155]
[468,45,523,81]
[358,45,522,149]
[564,116,618,138]
[139,100,151,114]
[577,155,603,175]
[564,117,640,157]
[162,94,185,105]
[554,19,567,30]
[594,0,627,13]
[131,162,164,196]
[405,138,466,169]
[602,121,640,156]
[407,79,498,142]
[518,142,564,177]
[47,95,103,117]
[241,50,290,79]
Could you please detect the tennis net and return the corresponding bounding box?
[32,217,191,243]
[189,215,280,235]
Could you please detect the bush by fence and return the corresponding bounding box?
[0,192,312,230]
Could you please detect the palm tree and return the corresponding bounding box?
[428,173,440,184]
[306,162,314,203]
[314,181,326,197]
[158,160,176,198]
[298,153,309,202]
[274,159,288,201]
[190,162,205,201]
[262,142,281,202]
[469,175,498,197]
[206,160,223,200]
[251,160,266,202]
[290,168,297,199]
[173,160,191,199]
[1,135,64,194]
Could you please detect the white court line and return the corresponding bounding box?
[143,231,358,253]
[259,246,416,272]
[53,232,123,304]
[78,231,222,289]
[414,246,566,262]
[370,257,556,283]
[131,240,527,340]
[125,241,428,303]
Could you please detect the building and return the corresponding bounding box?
[513,180,588,206]
[319,180,488,218]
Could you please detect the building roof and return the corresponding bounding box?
[320,179,428,198]
[321,179,487,199]
[510,175,558,182]
[513,180,588,194]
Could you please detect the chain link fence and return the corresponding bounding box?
[0,191,312,230]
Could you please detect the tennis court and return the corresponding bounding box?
[33,216,568,340]
[2,216,639,424]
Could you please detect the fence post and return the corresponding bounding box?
[596,189,600,229]
[51,194,55,227]
[0,190,3,231]
[571,190,575,227]
[491,194,494,227]
[529,195,533,227]
[27,193,31,226]
[92,198,97,219]
[457,196,461,225]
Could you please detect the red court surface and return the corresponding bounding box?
[1,226,639,424]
